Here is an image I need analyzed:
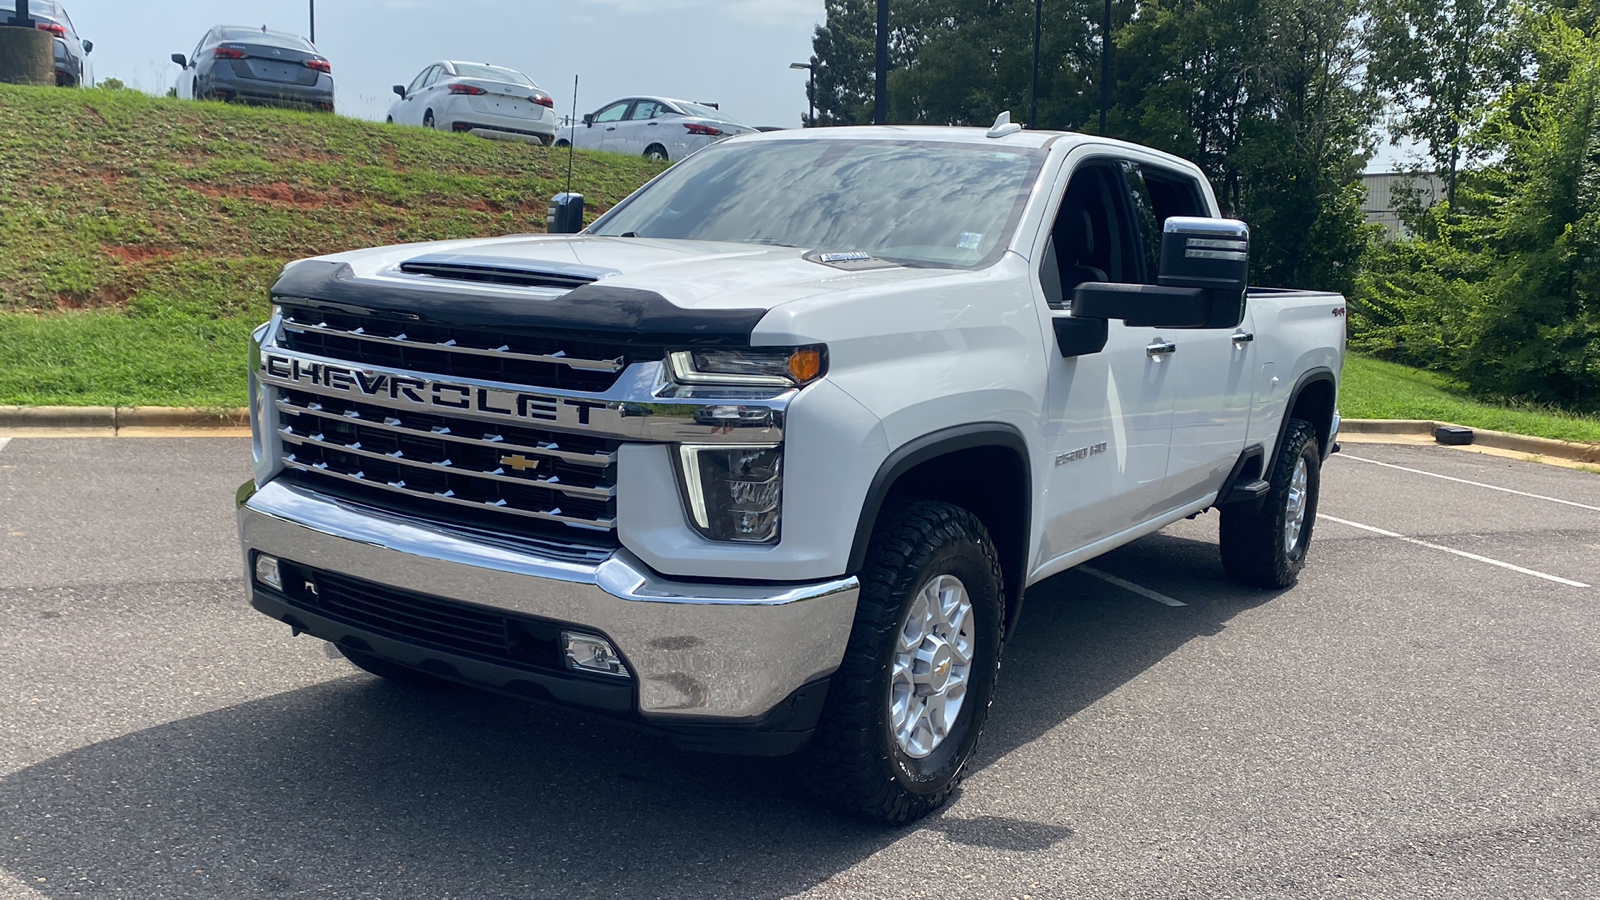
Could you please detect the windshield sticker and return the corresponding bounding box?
[820,251,872,263]
[957,232,983,251]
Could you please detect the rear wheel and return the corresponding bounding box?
[423,109,435,130]
[805,500,1004,824]
[644,144,668,161]
[1220,418,1322,588]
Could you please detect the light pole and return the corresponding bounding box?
[874,0,887,124]
[1099,0,1111,134]
[1031,0,1041,127]
[789,61,815,126]
[309,0,316,44]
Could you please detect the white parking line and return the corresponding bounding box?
[0,437,10,455]
[1318,514,1590,588]
[1078,565,1187,607]
[1338,454,1600,513]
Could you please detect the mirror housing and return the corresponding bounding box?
[546,192,585,234]
[1070,217,1250,330]
[81,39,93,54]
[582,113,594,127]
[392,84,406,98]
[170,53,187,68]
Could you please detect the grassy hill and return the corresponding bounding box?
[0,84,663,407]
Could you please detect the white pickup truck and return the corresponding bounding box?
[236,117,1345,823]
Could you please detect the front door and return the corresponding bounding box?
[1036,159,1179,560]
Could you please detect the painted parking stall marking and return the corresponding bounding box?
[1078,565,1187,607]
[0,437,9,455]
[1319,514,1590,588]
[1337,454,1600,513]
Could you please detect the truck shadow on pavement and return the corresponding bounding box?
[0,531,1281,899]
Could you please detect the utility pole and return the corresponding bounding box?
[309,0,316,44]
[1031,0,1042,127]
[874,0,888,124]
[1098,0,1111,134]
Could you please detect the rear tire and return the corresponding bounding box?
[423,110,435,130]
[644,143,668,162]
[1220,418,1322,588]
[338,646,453,688]
[805,500,1004,824]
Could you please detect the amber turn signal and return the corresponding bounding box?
[788,347,825,384]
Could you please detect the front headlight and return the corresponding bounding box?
[677,445,783,543]
[666,345,826,387]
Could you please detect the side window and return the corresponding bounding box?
[421,65,444,89]
[1040,161,1144,310]
[628,101,664,120]
[1122,164,1162,283]
[1141,166,1210,227]
[594,102,630,124]
[406,66,432,95]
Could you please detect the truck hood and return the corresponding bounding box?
[311,234,956,314]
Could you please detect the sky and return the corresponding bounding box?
[64,0,825,128]
[59,0,1410,169]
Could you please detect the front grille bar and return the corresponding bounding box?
[274,397,616,468]
[279,427,616,500]
[280,316,626,373]
[281,458,617,530]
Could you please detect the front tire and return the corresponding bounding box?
[805,500,1004,824]
[1220,418,1322,588]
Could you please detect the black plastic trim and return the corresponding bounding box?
[1277,367,1338,460]
[1052,315,1110,357]
[1213,443,1267,513]
[271,260,770,347]
[250,585,830,756]
[846,424,1033,637]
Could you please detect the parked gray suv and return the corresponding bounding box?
[171,26,333,112]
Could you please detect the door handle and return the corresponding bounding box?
[605,126,616,131]
[647,121,658,126]
[1146,340,1177,358]
[1232,331,1255,345]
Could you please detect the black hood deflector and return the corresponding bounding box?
[271,260,770,346]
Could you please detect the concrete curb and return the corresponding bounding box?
[1342,419,1600,464]
[0,406,249,432]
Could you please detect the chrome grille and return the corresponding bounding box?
[275,388,620,546]
[276,303,632,393]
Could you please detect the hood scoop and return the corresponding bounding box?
[398,254,620,291]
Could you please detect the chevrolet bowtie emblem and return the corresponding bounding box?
[500,454,542,473]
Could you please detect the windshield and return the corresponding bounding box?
[451,63,534,87]
[678,101,741,124]
[216,27,314,51]
[591,139,1046,269]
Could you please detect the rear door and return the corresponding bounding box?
[615,99,666,155]
[1124,162,1255,506]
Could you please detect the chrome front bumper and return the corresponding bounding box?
[237,479,858,726]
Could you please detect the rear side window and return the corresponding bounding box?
[1122,163,1210,284]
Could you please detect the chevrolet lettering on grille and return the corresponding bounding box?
[262,354,611,428]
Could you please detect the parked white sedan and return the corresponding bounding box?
[555,96,755,161]
[387,61,557,145]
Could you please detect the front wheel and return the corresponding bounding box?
[1219,418,1322,588]
[554,139,570,148]
[805,500,1004,824]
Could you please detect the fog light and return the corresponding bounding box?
[562,632,628,678]
[254,554,282,591]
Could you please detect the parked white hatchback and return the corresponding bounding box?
[555,96,756,161]
[387,61,557,145]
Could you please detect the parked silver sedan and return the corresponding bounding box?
[387,61,557,145]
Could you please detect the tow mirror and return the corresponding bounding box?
[392,84,406,98]
[170,53,187,68]
[582,113,594,127]
[1071,217,1249,330]
[546,192,584,234]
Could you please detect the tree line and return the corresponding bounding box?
[808,1,1600,408]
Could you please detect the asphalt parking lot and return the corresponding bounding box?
[1,436,1596,899]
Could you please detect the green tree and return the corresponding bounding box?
[810,0,878,125]
[1367,0,1516,213]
